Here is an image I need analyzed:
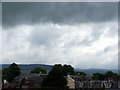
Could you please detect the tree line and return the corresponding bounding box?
[2,63,120,88]
[92,71,120,81]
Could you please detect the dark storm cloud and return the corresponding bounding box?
[2,2,117,28]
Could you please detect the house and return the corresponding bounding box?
[70,75,92,81]
[67,75,75,89]
[68,75,120,89]
[14,73,47,88]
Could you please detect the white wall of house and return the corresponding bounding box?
[67,75,75,89]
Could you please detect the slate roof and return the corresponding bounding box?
[14,73,47,88]
[75,81,120,89]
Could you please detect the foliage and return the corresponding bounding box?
[2,64,52,74]
[104,71,119,81]
[41,64,67,87]
[31,67,47,74]
[62,64,75,76]
[75,72,87,76]
[2,68,8,81]
[2,63,21,83]
[92,72,104,80]
[92,71,120,81]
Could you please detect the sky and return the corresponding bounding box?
[1,2,118,69]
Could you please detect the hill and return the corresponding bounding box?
[75,68,118,76]
[1,64,118,75]
[1,64,53,73]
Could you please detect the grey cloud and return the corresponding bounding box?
[104,46,112,53]
[105,22,118,37]
[63,24,105,47]
[104,45,117,53]
[63,36,92,48]
[27,25,62,47]
[3,2,117,28]
[80,25,105,46]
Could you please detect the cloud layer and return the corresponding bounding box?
[2,22,118,69]
[3,2,117,28]
[2,2,118,69]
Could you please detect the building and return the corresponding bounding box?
[2,73,47,88]
[69,75,120,89]
[14,73,47,88]
[2,74,120,89]
[67,75,75,89]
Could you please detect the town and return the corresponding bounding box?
[1,1,119,90]
[1,63,120,90]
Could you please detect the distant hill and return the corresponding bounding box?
[75,68,118,76]
[1,64,118,75]
[1,64,53,73]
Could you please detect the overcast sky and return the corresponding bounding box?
[1,2,118,69]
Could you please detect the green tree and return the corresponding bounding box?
[31,67,47,74]
[41,64,67,87]
[92,72,104,80]
[2,68,9,81]
[2,63,21,83]
[62,64,75,76]
[117,74,120,81]
[104,71,119,81]
[75,72,87,76]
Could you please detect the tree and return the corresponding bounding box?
[2,63,21,83]
[2,68,9,81]
[117,74,120,81]
[92,72,104,80]
[62,64,75,76]
[31,67,47,74]
[75,72,87,76]
[41,64,67,87]
[104,71,119,81]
